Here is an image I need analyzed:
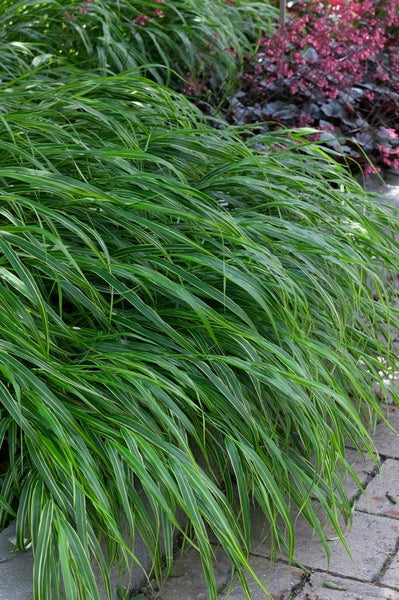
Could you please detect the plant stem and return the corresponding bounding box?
[280,0,286,30]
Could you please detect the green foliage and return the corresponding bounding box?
[0,65,398,598]
[0,2,399,598]
[0,0,276,93]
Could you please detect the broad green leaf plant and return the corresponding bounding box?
[0,65,398,598]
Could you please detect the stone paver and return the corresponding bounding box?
[342,448,378,500]
[156,545,235,600]
[157,546,304,600]
[250,510,399,581]
[356,459,399,517]
[374,406,399,458]
[380,551,399,589]
[297,572,399,600]
[0,553,33,600]
[367,171,399,208]
[220,558,303,600]
[0,523,33,600]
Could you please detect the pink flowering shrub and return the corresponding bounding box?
[227,0,399,174]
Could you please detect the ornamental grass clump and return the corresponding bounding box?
[0,65,398,599]
[0,0,276,96]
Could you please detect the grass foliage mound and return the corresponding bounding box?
[0,65,398,598]
[0,0,276,95]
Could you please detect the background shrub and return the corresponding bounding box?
[224,0,399,174]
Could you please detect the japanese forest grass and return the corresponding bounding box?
[0,0,276,95]
[0,69,398,599]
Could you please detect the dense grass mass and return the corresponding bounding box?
[0,67,398,598]
[0,2,399,599]
[0,0,276,96]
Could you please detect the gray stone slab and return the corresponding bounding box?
[220,557,303,600]
[366,171,399,210]
[297,572,399,600]
[380,551,399,588]
[0,553,33,600]
[250,510,399,582]
[374,406,399,458]
[158,547,304,600]
[376,185,399,209]
[0,522,18,558]
[342,448,378,501]
[157,545,233,600]
[374,187,399,209]
[0,523,33,600]
[356,459,399,517]
[383,168,399,186]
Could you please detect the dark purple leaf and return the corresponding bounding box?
[321,100,345,119]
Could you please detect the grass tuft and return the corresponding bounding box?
[0,67,398,597]
[0,0,277,96]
